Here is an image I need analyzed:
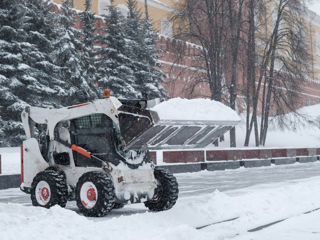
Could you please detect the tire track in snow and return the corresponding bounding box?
[247,207,320,233]
[195,217,240,230]
[195,207,320,239]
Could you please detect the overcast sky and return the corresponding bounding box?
[308,1,320,16]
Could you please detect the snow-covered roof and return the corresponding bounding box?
[152,98,240,123]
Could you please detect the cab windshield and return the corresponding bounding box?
[70,114,121,166]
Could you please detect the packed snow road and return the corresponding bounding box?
[1,162,320,240]
[1,161,320,204]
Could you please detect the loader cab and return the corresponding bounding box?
[53,113,122,168]
[70,113,121,167]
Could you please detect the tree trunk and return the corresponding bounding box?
[259,1,283,145]
[244,0,256,146]
[227,0,244,148]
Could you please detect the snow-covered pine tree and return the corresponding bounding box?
[125,0,166,99]
[96,0,137,98]
[79,0,99,99]
[23,0,67,107]
[0,115,4,146]
[0,0,63,146]
[140,16,166,98]
[53,0,96,105]
[0,0,26,146]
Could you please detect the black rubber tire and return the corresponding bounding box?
[46,166,75,201]
[31,169,68,208]
[113,203,125,209]
[76,171,115,217]
[144,168,179,211]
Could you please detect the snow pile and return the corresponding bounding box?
[297,103,320,118]
[218,103,320,148]
[263,104,320,147]
[269,104,320,131]
[221,118,320,148]
[152,98,241,122]
[266,103,320,147]
[1,175,320,239]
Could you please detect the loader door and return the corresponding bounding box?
[53,127,71,165]
[53,123,72,166]
[27,118,50,162]
[69,114,120,167]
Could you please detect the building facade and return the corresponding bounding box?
[53,0,320,111]
[54,0,176,36]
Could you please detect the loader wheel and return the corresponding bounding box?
[76,172,115,217]
[144,168,179,211]
[31,170,68,208]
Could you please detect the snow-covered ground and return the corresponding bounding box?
[1,164,320,240]
[1,101,320,239]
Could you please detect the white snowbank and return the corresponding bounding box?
[1,174,320,239]
[218,103,320,148]
[298,103,320,118]
[152,98,241,122]
[0,148,20,175]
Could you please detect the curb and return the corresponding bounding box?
[156,156,320,174]
[0,174,20,190]
[1,156,319,190]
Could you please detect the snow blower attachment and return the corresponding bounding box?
[20,94,239,217]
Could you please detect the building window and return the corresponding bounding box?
[117,4,129,16]
[271,9,277,29]
[161,18,173,37]
[66,0,74,7]
[316,33,320,57]
[98,0,111,15]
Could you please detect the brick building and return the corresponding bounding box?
[53,0,320,112]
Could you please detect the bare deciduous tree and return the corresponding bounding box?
[225,0,245,147]
[245,0,311,146]
[171,0,227,102]
[171,0,246,147]
[170,0,310,147]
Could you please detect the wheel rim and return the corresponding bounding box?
[80,182,98,209]
[35,181,51,206]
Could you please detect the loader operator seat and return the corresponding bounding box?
[51,124,72,165]
[70,114,121,167]
[58,127,71,144]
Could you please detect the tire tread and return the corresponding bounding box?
[144,168,179,211]
[76,171,115,217]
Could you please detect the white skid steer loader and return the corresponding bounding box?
[20,92,239,217]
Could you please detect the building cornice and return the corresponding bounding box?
[137,0,176,13]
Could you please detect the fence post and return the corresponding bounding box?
[0,154,2,174]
